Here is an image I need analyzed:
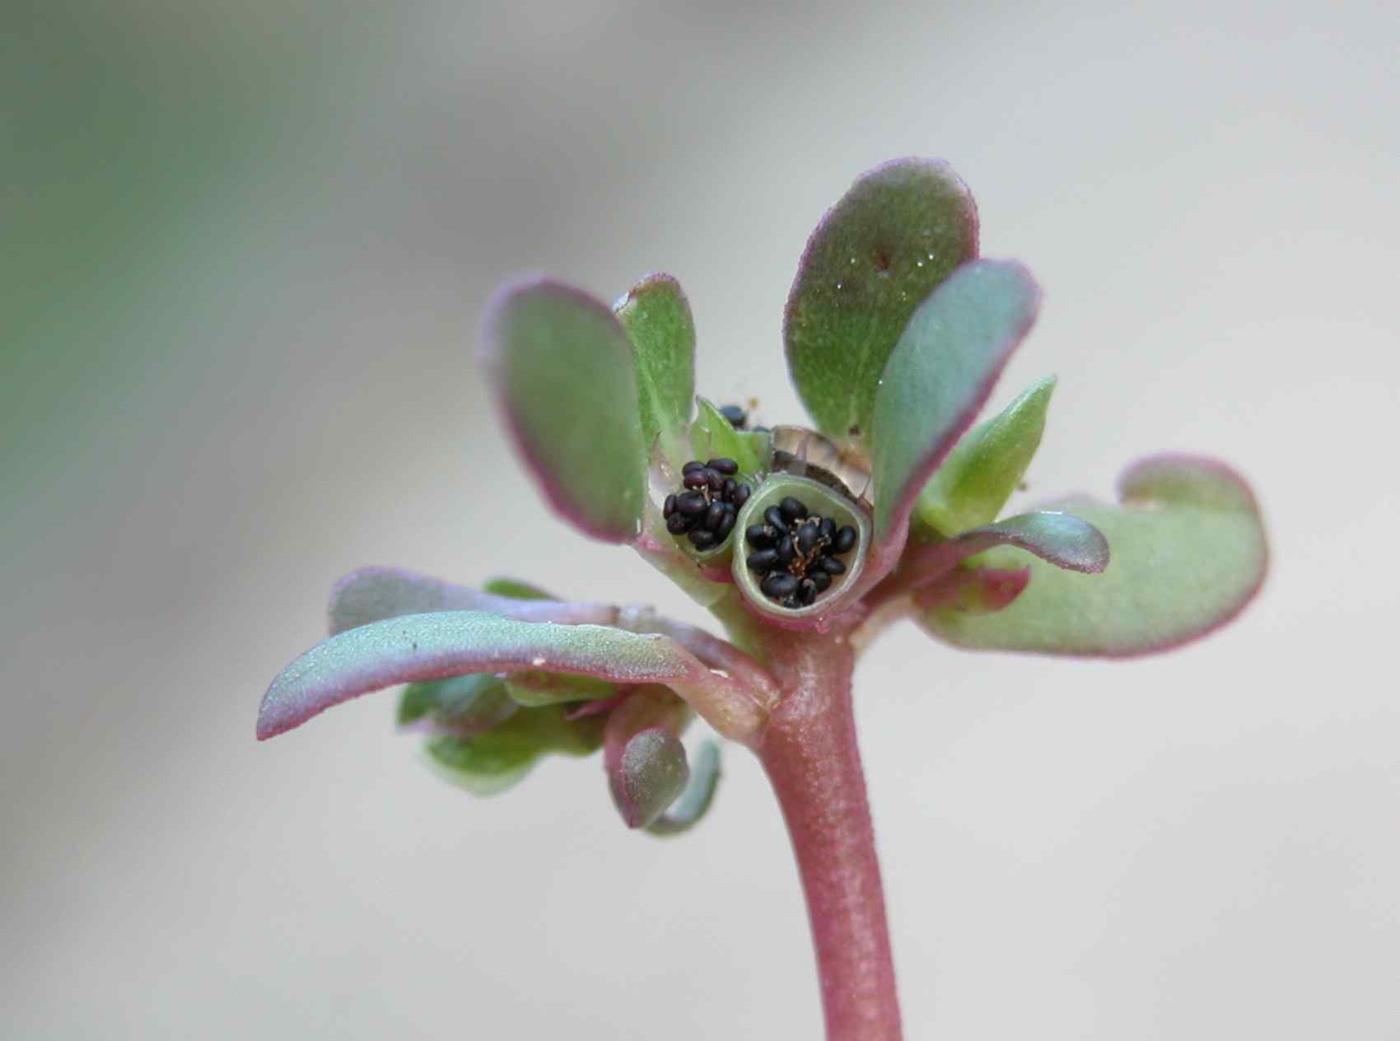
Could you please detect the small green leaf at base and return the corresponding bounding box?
[917,376,1056,537]
[615,274,696,467]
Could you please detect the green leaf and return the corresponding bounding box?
[615,274,695,467]
[646,740,721,836]
[483,278,645,542]
[398,672,518,730]
[870,260,1040,541]
[917,375,1056,537]
[257,611,697,740]
[690,396,767,477]
[503,671,616,707]
[424,704,605,797]
[481,577,554,600]
[920,455,1268,657]
[784,158,979,442]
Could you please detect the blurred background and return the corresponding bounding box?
[3,0,1397,1037]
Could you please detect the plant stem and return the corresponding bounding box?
[757,633,903,1041]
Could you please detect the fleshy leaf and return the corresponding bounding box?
[902,511,1108,585]
[646,740,721,836]
[784,158,979,442]
[912,566,1031,615]
[691,396,767,477]
[329,567,616,635]
[921,455,1267,656]
[424,704,605,797]
[398,672,518,730]
[869,259,1040,542]
[610,728,691,828]
[503,671,616,707]
[615,274,696,467]
[258,611,696,740]
[917,375,1056,536]
[483,278,645,542]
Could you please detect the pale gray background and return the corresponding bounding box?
[4,0,1398,1037]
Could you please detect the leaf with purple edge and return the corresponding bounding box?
[503,671,616,707]
[902,511,1109,586]
[257,611,697,740]
[691,396,766,478]
[615,273,696,468]
[869,260,1041,542]
[916,375,1056,537]
[920,455,1268,656]
[483,278,646,542]
[646,740,721,836]
[785,159,979,443]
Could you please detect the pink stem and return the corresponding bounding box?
[757,635,903,1041]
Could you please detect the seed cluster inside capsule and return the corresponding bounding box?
[745,496,858,608]
[663,458,752,551]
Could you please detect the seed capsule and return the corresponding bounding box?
[833,525,857,554]
[708,457,739,475]
[761,572,798,599]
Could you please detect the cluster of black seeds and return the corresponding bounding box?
[745,497,858,608]
[663,458,751,551]
[718,403,770,435]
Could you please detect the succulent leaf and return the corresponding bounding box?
[917,375,1056,537]
[646,740,721,836]
[398,672,519,730]
[257,612,697,740]
[483,278,646,542]
[503,671,616,707]
[615,274,696,468]
[690,396,767,478]
[785,158,979,443]
[481,577,555,601]
[869,259,1040,542]
[902,511,1108,587]
[424,704,605,797]
[920,455,1268,656]
[610,728,691,828]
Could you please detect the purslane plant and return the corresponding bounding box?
[258,158,1268,1041]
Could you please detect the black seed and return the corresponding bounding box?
[707,469,726,491]
[834,526,857,554]
[733,483,751,506]
[683,460,706,474]
[780,496,808,521]
[797,578,817,606]
[747,549,779,573]
[764,506,788,532]
[708,457,739,475]
[666,512,691,535]
[776,536,795,564]
[795,523,820,555]
[705,501,727,531]
[761,572,798,599]
[683,470,709,489]
[663,494,677,518]
[818,555,846,575]
[752,425,770,434]
[719,404,747,428]
[721,477,737,500]
[689,529,718,549]
[819,517,836,542]
[677,491,708,516]
[811,570,832,593]
[715,509,737,540]
[745,524,773,548]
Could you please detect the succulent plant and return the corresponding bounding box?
[257,157,1267,1040]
